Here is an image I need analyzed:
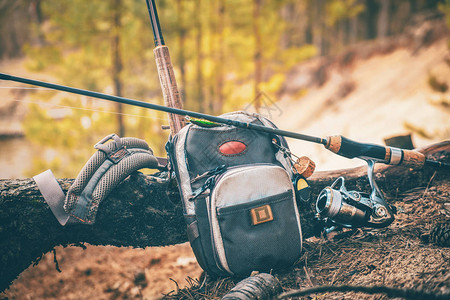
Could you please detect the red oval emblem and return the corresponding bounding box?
[219,141,247,156]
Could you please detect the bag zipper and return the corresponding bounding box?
[189,165,227,201]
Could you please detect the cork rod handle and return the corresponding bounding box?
[154,46,186,135]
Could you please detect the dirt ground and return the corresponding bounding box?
[2,242,203,299]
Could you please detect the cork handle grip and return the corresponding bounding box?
[400,149,426,169]
[154,46,186,135]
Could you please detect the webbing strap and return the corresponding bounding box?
[33,170,75,226]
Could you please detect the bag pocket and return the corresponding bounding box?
[209,165,302,275]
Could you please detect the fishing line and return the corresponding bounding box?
[0,86,53,90]
[1,86,169,121]
[10,99,169,121]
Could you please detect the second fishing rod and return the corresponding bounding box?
[1,0,447,171]
[0,71,445,171]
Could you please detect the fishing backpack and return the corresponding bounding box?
[166,111,304,277]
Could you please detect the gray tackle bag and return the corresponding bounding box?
[166,111,303,277]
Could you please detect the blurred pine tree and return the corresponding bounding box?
[14,0,444,176]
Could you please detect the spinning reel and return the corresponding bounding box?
[315,160,395,230]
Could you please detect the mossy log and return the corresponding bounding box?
[0,142,448,292]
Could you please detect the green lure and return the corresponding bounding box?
[187,117,222,128]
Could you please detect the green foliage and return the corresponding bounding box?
[23,0,163,176]
[279,45,317,70]
[24,45,62,72]
[428,73,449,93]
[439,0,450,28]
[325,0,364,27]
[25,0,380,176]
[16,0,447,176]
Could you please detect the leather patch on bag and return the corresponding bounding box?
[218,140,247,156]
[250,205,274,225]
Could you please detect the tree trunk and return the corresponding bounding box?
[253,0,262,111]
[0,1,30,59]
[112,0,125,137]
[0,142,448,292]
[29,0,44,46]
[214,0,225,114]
[195,0,204,113]
[176,0,186,104]
[204,1,214,114]
[349,15,358,44]
[312,0,324,55]
[377,0,390,38]
[365,0,379,39]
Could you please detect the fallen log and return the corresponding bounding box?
[0,141,448,292]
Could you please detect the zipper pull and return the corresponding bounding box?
[190,175,216,201]
[211,164,226,175]
[191,164,227,183]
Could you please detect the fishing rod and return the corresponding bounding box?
[145,0,185,136]
[0,72,447,171]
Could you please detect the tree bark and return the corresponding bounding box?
[176,0,186,104]
[253,0,262,111]
[377,0,390,38]
[111,0,125,137]
[312,0,324,55]
[0,142,448,292]
[195,0,204,113]
[214,0,225,114]
[365,0,379,39]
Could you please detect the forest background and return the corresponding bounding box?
[1,0,450,299]
[0,0,448,177]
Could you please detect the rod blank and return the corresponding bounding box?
[145,0,165,46]
[2,72,447,170]
[0,72,326,145]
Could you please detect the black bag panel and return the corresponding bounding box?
[193,195,227,276]
[185,127,280,190]
[216,190,302,275]
[188,232,208,273]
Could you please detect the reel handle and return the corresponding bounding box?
[325,135,426,169]
[365,159,395,227]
